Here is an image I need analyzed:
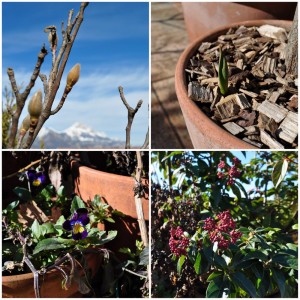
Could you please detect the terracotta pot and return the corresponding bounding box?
[2,251,104,298]
[175,19,292,149]
[71,161,149,221]
[182,2,297,42]
[71,161,149,258]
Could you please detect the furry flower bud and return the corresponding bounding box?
[19,114,31,135]
[66,63,80,91]
[28,90,43,120]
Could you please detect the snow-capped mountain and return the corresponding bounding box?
[32,123,125,149]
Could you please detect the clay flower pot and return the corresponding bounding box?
[175,19,292,149]
[3,251,104,298]
[71,161,149,257]
[182,2,297,42]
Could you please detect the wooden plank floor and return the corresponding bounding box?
[151,3,193,149]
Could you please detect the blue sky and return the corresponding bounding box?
[2,2,149,146]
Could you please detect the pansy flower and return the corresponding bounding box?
[26,169,47,187]
[63,208,90,240]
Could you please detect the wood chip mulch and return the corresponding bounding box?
[186,24,298,149]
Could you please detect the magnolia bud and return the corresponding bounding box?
[28,90,43,118]
[66,63,80,91]
[19,114,31,135]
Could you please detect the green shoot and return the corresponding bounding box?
[218,46,229,96]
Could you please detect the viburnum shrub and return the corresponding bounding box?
[169,210,298,298]
[152,151,298,298]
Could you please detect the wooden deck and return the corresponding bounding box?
[151,3,193,149]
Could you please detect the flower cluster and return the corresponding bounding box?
[169,226,190,257]
[63,208,90,240]
[203,210,242,250]
[217,157,241,186]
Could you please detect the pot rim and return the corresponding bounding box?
[175,19,292,149]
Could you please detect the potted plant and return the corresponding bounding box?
[175,17,297,149]
[2,151,149,298]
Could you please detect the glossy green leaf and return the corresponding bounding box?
[194,252,201,274]
[244,250,268,262]
[230,271,257,298]
[214,254,227,270]
[177,255,186,274]
[206,276,229,298]
[207,271,223,282]
[231,183,241,200]
[272,254,298,270]
[271,268,286,297]
[272,159,288,189]
[211,186,222,208]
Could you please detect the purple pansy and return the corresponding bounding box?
[26,169,47,187]
[63,208,90,240]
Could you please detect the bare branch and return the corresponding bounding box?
[141,128,149,149]
[134,151,148,247]
[7,46,48,148]
[118,86,143,148]
[27,2,89,148]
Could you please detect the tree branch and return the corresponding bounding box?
[118,86,143,148]
[25,2,89,148]
[134,151,148,247]
[7,46,48,148]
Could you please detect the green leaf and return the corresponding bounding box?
[105,217,115,223]
[218,47,228,96]
[194,252,201,274]
[292,224,298,230]
[211,187,222,208]
[272,254,298,270]
[40,222,55,235]
[87,230,118,246]
[31,219,42,239]
[271,268,286,297]
[272,159,289,189]
[71,195,86,213]
[244,250,268,262]
[4,200,20,212]
[161,151,183,162]
[92,194,101,205]
[57,186,65,197]
[235,181,248,200]
[139,246,149,266]
[206,276,228,298]
[177,255,186,274]
[13,187,32,202]
[33,238,73,254]
[40,185,54,200]
[207,271,223,282]
[231,183,241,200]
[214,254,227,270]
[230,272,257,298]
